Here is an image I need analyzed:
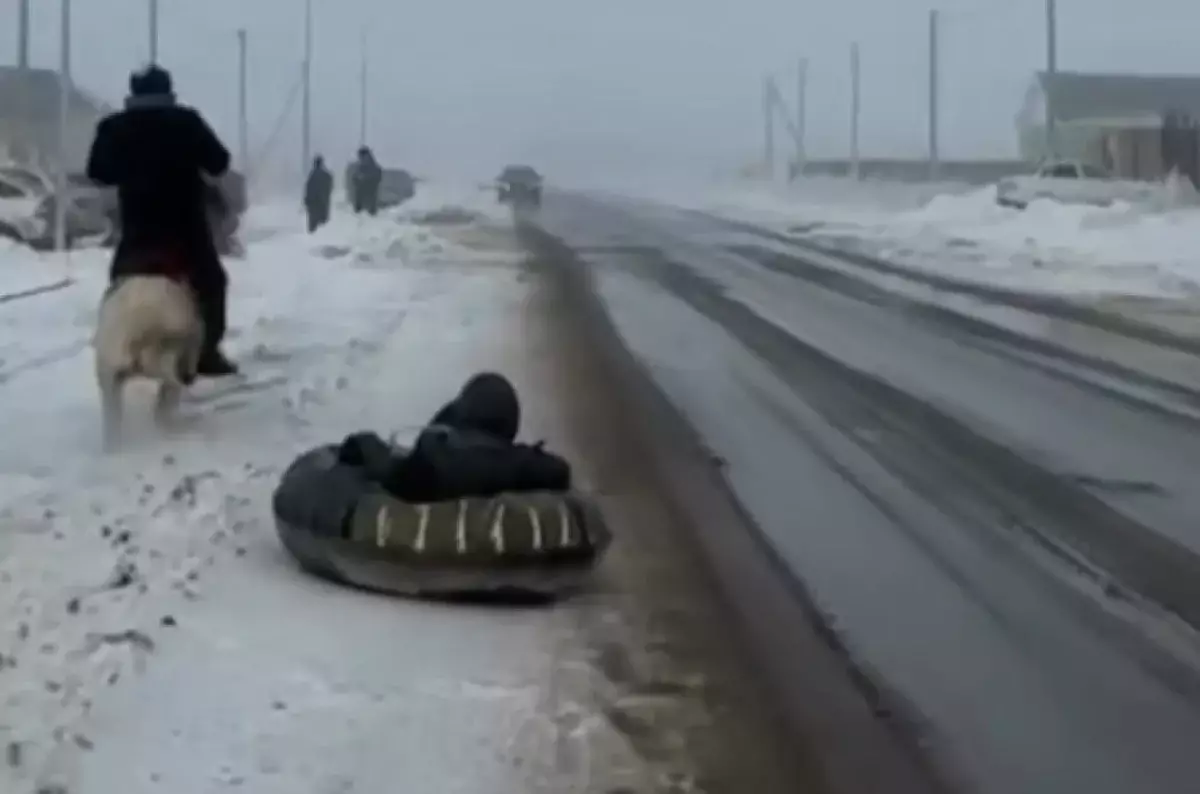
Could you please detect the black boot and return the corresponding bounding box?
[191,270,237,377]
[196,347,239,377]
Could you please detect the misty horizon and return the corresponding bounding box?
[3,0,1198,184]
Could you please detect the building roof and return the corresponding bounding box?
[1037,70,1200,123]
[0,66,110,124]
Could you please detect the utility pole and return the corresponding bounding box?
[301,0,313,178]
[928,9,940,180]
[55,0,72,252]
[17,0,30,68]
[237,28,249,170]
[14,0,31,162]
[795,57,808,180]
[1045,0,1058,159]
[763,75,775,179]
[359,25,368,147]
[850,42,861,180]
[148,0,159,63]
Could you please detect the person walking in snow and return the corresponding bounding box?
[351,146,382,216]
[304,155,333,233]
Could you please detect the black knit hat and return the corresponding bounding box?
[129,64,173,97]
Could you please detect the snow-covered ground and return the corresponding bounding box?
[0,186,622,794]
[657,177,1200,299]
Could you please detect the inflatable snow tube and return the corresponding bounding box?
[272,445,611,599]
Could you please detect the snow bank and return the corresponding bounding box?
[831,188,1200,297]
[397,179,509,225]
[687,178,1200,298]
[654,176,978,222]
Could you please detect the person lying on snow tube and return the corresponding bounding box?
[336,371,571,501]
[274,371,606,598]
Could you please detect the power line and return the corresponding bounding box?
[252,65,305,179]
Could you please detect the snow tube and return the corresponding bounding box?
[271,445,611,599]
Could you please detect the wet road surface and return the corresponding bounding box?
[527,192,1200,794]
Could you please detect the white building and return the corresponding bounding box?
[1016,70,1200,179]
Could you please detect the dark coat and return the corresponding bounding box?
[304,164,334,212]
[352,156,382,199]
[337,372,571,502]
[86,95,231,280]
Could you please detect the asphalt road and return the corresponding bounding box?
[529,192,1200,794]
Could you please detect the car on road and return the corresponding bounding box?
[495,165,542,208]
[995,159,1197,210]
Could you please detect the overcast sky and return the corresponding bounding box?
[4,0,1199,184]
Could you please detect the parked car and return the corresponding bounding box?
[378,168,417,209]
[33,177,116,247]
[995,160,1197,209]
[0,167,45,243]
[98,169,247,254]
[0,167,116,249]
[495,165,542,208]
[2,165,247,251]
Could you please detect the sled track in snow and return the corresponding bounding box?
[0,339,91,385]
[0,278,74,306]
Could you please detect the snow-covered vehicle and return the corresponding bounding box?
[94,170,246,255]
[0,166,117,249]
[33,176,118,248]
[995,160,1194,209]
[378,168,416,209]
[496,165,542,208]
[0,166,49,243]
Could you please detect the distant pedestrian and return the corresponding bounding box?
[351,146,382,216]
[304,155,333,233]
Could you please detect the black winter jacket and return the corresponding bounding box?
[86,96,230,279]
[305,166,334,210]
[336,372,572,502]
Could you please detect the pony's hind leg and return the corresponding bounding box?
[153,370,185,431]
[99,369,125,451]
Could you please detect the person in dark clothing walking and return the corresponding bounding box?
[351,146,382,216]
[86,64,238,377]
[304,155,334,233]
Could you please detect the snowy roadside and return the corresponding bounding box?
[0,185,779,794]
[656,177,1200,302]
[0,190,549,793]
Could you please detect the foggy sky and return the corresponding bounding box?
[3,0,1198,184]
